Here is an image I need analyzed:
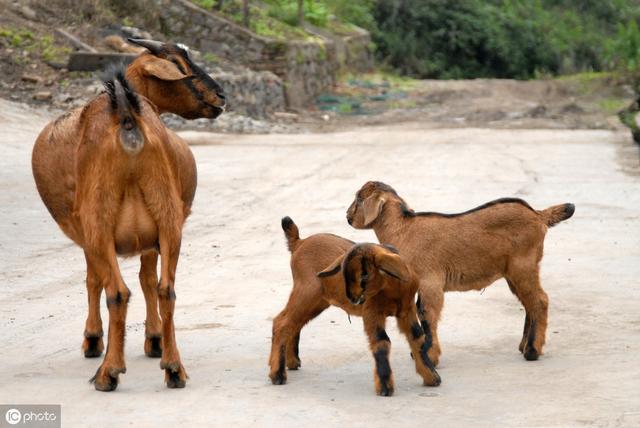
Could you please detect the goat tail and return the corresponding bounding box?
[281,216,300,252]
[103,67,143,153]
[539,203,575,227]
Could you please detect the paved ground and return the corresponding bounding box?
[1,98,639,427]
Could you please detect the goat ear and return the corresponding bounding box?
[374,252,410,282]
[141,57,188,81]
[363,194,385,226]
[317,255,343,278]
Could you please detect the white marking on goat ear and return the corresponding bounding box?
[176,43,190,52]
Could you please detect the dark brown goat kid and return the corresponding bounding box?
[269,217,441,396]
[347,181,575,365]
[31,40,225,391]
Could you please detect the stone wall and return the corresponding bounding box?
[212,68,285,118]
[134,0,337,109]
[302,23,374,74]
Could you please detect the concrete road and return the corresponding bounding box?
[1,99,639,427]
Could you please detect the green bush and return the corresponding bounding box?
[370,0,640,79]
[265,0,329,27]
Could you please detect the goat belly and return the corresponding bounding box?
[115,189,159,255]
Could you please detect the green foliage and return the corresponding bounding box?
[264,1,328,27]
[606,20,640,72]
[0,27,70,63]
[198,0,315,40]
[192,0,216,8]
[370,0,640,79]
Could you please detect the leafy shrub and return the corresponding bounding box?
[370,0,640,79]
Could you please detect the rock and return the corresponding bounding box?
[21,73,42,84]
[33,91,52,101]
[273,112,299,121]
[17,5,37,20]
[54,93,73,104]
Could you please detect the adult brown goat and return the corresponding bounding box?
[31,39,226,391]
[269,217,441,396]
[346,181,574,365]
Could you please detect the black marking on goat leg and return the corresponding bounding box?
[419,339,437,372]
[420,319,433,350]
[84,336,103,358]
[416,296,425,317]
[293,333,300,360]
[411,322,424,340]
[519,313,531,353]
[106,289,129,307]
[373,349,392,396]
[147,336,162,358]
[524,320,539,361]
[272,345,286,385]
[375,328,390,343]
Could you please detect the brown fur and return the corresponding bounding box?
[31,40,226,391]
[346,181,575,364]
[269,217,441,396]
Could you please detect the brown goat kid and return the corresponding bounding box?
[269,217,441,396]
[347,181,575,365]
[31,40,225,391]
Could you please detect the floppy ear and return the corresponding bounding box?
[363,194,385,226]
[141,57,188,81]
[317,254,344,278]
[374,252,410,282]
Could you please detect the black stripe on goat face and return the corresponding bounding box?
[344,246,369,305]
[162,44,226,118]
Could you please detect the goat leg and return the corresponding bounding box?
[158,233,187,388]
[82,251,104,358]
[364,314,394,396]
[86,250,129,392]
[397,310,441,387]
[139,251,162,358]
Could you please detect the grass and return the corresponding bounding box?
[598,97,629,114]
[0,26,71,63]
[192,0,319,41]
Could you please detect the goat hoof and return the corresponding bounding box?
[270,372,287,385]
[162,362,187,388]
[165,369,186,388]
[160,361,188,388]
[286,358,301,370]
[524,347,539,361]
[90,365,125,392]
[424,370,442,387]
[377,385,394,397]
[145,336,162,358]
[83,335,104,358]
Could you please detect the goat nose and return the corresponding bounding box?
[347,216,353,225]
